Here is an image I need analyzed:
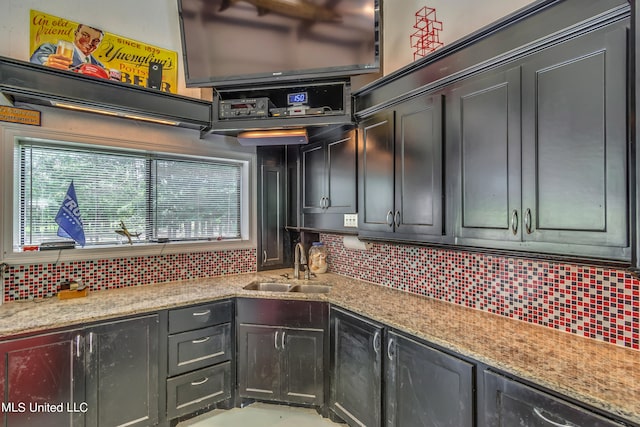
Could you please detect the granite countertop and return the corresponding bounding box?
[0,269,638,425]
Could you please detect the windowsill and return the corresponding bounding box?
[3,239,256,265]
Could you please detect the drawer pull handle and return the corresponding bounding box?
[533,408,572,427]
[192,336,211,344]
[192,310,211,317]
[191,377,209,386]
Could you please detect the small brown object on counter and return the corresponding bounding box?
[57,288,89,300]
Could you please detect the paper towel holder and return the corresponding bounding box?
[343,235,372,251]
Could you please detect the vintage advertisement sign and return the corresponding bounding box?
[29,10,178,93]
[0,106,41,126]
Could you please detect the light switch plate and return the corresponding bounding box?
[343,213,358,228]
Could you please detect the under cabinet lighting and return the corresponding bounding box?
[51,101,180,126]
[236,128,308,146]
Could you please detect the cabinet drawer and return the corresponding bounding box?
[169,300,232,334]
[168,324,231,376]
[483,371,625,427]
[167,362,231,420]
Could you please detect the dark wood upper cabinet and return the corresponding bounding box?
[451,68,522,242]
[449,18,630,260]
[520,23,628,250]
[358,94,446,241]
[257,147,286,269]
[300,128,357,231]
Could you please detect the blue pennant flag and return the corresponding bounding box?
[55,181,86,247]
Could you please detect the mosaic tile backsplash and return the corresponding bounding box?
[321,234,640,350]
[3,249,256,302]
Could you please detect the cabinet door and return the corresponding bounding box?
[385,332,474,427]
[330,308,382,427]
[237,324,280,401]
[85,315,159,427]
[281,328,324,405]
[451,67,522,241]
[358,111,395,233]
[521,22,628,249]
[259,163,284,267]
[394,95,445,237]
[0,329,85,427]
[302,142,327,214]
[326,131,357,214]
[483,371,624,427]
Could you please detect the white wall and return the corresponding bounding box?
[383,0,537,74]
[0,0,200,98]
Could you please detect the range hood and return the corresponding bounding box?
[0,56,212,131]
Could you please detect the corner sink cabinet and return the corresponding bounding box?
[236,298,327,406]
[0,314,159,427]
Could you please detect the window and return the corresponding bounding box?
[15,140,244,249]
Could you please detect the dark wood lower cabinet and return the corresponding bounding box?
[85,315,160,427]
[483,370,625,427]
[385,331,474,427]
[0,329,85,427]
[0,315,159,427]
[236,299,326,406]
[165,300,234,422]
[329,307,383,427]
[237,324,324,405]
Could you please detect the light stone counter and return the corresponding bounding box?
[0,269,638,425]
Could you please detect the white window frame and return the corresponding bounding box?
[0,123,256,264]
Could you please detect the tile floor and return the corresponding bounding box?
[177,402,343,427]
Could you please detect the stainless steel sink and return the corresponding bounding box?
[289,284,331,294]
[243,281,331,293]
[243,282,294,292]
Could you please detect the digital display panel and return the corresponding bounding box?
[288,92,308,105]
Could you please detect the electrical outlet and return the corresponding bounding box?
[343,213,358,228]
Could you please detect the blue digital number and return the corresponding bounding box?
[288,92,307,104]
